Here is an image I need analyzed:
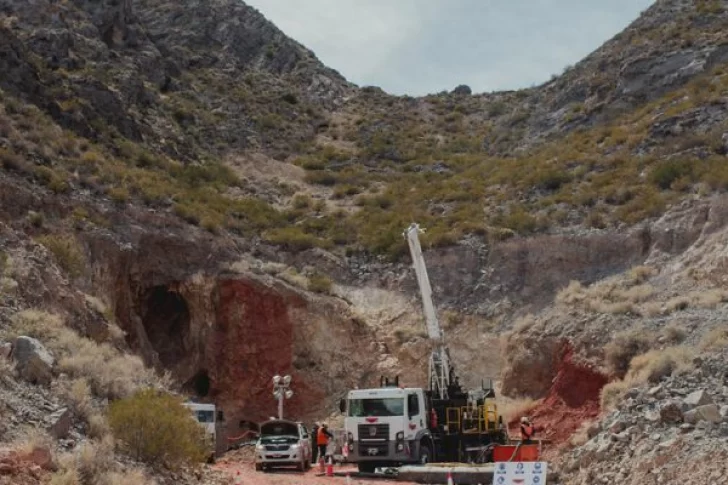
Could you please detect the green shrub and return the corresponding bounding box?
[308,272,333,294]
[650,159,693,190]
[36,234,86,278]
[304,171,338,186]
[264,227,319,251]
[108,389,208,468]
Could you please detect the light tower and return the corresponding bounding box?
[272,374,293,419]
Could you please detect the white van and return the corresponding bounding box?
[184,402,218,460]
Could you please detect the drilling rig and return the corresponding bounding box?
[340,224,506,472]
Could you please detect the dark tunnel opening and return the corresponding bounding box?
[185,369,211,398]
[142,286,190,368]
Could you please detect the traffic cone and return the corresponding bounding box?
[326,456,334,477]
[318,456,325,473]
[345,472,352,485]
[447,470,454,485]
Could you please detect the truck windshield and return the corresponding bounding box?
[195,410,215,423]
[348,398,404,417]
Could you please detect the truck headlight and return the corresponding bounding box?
[290,444,300,450]
[347,432,354,442]
[256,444,265,451]
[396,432,404,441]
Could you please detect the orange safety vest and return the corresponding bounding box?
[317,427,330,446]
[521,424,534,440]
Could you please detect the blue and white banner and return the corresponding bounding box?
[493,462,548,485]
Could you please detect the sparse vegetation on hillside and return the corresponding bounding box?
[2,0,728,262]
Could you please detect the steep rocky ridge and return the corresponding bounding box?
[1,0,728,482]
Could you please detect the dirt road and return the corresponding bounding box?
[214,450,417,485]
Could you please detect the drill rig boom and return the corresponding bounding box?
[404,223,451,400]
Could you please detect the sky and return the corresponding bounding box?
[244,0,655,96]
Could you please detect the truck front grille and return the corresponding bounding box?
[358,423,389,441]
[264,444,291,452]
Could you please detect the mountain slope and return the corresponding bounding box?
[1,2,728,482]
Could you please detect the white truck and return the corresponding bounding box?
[184,402,219,461]
[342,380,434,473]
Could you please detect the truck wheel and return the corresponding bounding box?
[358,462,376,473]
[418,443,432,465]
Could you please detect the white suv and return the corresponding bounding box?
[255,419,312,472]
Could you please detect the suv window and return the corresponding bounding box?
[407,394,419,417]
[300,425,309,438]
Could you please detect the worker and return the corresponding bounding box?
[317,422,334,462]
[311,422,320,463]
[520,417,535,444]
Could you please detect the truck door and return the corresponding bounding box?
[407,393,425,435]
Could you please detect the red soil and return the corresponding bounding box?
[209,279,325,428]
[509,343,608,448]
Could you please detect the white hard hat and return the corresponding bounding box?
[521,416,530,424]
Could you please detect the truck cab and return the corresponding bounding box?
[342,384,433,473]
[183,402,219,461]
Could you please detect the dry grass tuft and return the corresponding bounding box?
[627,265,657,284]
[690,288,728,309]
[604,328,654,378]
[628,346,695,384]
[601,345,696,410]
[661,323,688,345]
[5,309,161,400]
[600,379,631,410]
[555,280,585,305]
[512,314,537,332]
[700,326,728,350]
[569,420,595,447]
[666,296,690,313]
[52,437,156,485]
[63,378,93,421]
[556,276,652,315]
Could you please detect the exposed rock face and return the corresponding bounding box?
[557,350,728,485]
[11,337,54,386]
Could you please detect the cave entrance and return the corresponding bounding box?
[142,286,190,368]
[185,369,211,398]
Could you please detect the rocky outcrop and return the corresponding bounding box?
[11,337,54,386]
[558,349,728,485]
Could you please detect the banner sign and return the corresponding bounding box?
[493,462,548,485]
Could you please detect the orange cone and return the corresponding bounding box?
[326,456,334,477]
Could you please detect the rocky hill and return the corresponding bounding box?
[1,0,728,483]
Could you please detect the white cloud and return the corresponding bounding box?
[245,0,655,96]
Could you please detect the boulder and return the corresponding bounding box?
[659,400,684,424]
[684,404,722,424]
[46,408,71,439]
[27,445,54,470]
[11,337,54,385]
[683,390,712,409]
